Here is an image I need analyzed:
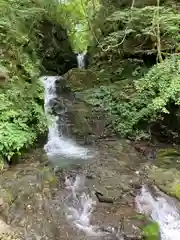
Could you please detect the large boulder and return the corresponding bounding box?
[66,100,109,143]
[64,68,98,91]
[50,72,114,143]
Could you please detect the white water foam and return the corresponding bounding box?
[41,76,92,160]
[64,175,124,239]
[77,52,86,68]
[64,175,107,237]
[44,117,90,159]
[136,185,180,240]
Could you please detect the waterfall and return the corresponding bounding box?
[77,52,86,68]
[136,185,180,240]
[41,76,92,167]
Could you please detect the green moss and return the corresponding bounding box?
[64,69,98,91]
[142,221,160,240]
[157,148,180,158]
[155,148,180,169]
[148,166,180,200]
[169,181,180,199]
[70,101,94,137]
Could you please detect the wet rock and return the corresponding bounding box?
[0,138,149,240]
[148,165,180,199]
[65,100,109,143]
[66,101,93,138]
[95,191,114,203]
[64,68,98,91]
[48,98,66,115]
[155,147,180,169]
[134,142,156,160]
[99,216,143,240]
[0,187,13,221]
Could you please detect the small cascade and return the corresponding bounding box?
[136,185,180,240]
[77,52,86,68]
[41,76,92,166]
[64,175,123,239]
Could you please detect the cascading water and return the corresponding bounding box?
[41,75,92,167]
[64,175,123,239]
[136,185,180,240]
[77,52,86,68]
[41,75,180,240]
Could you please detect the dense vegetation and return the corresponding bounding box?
[0,0,81,164]
[84,0,180,142]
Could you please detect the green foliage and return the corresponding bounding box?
[102,6,180,52]
[90,2,180,83]
[0,0,100,162]
[86,0,180,141]
[0,0,54,162]
[84,54,180,139]
[57,0,100,52]
[142,221,160,240]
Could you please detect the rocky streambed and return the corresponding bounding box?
[1,68,180,240]
[1,137,180,240]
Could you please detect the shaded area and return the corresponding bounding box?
[38,19,77,75]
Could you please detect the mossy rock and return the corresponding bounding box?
[148,166,180,199]
[142,221,160,240]
[67,99,108,141]
[68,101,94,137]
[64,68,98,91]
[155,148,180,169]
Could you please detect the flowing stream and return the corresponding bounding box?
[136,185,180,240]
[41,75,92,168]
[41,69,123,239]
[41,57,180,239]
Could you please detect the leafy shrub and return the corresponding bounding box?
[90,4,180,83]
[84,54,180,139]
[0,0,50,162]
[0,0,97,163]
[102,6,180,53]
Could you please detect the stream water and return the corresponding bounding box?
[41,74,92,168]
[41,55,125,239]
[41,53,180,240]
[136,185,180,240]
[77,52,86,68]
[1,55,180,240]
